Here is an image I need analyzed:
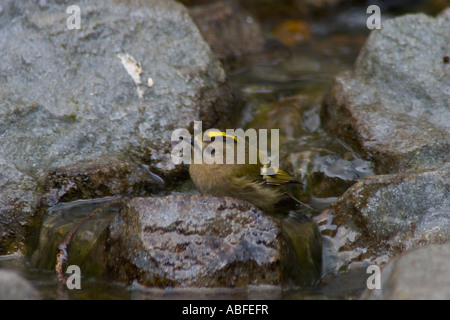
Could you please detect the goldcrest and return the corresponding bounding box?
[189,130,310,210]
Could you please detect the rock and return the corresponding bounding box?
[299,155,373,198]
[0,161,39,254]
[56,195,322,288]
[314,163,450,273]
[30,195,323,288]
[30,197,123,273]
[0,269,41,300]
[189,1,265,68]
[41,156,164,206]
[0,0,236,254]
[321,9,450,174]
[363,243,450,300]
[0,0,233,173]
[103,195,283,287]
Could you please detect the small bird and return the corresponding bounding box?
[189,130,310,211]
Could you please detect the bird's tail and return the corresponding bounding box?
[286,190,314,210]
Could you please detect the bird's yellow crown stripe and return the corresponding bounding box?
[205,131,238,141]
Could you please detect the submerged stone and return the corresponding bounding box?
[30,197,123,275]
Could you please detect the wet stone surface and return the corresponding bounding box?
[0,0,235,253]
[313,10,450,285]
[321,9,450,174]
[315,163,450,273]
[28,195,323,290]
[97,195,322,288]
[104,195,280,287]
[42,155,165,206]
[362,243,450,300]
[0,269,41,300]
[29,197,123,273]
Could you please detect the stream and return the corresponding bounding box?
[0,0,442,300]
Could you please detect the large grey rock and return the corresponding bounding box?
[315,163,450,273]
[99,195,321,287]
[0,269,41,300]
[321,9,450,174]
[103,195,283,287]
[30,195,322,288]
[0,0,236,253]
[0,0,232,173]
[363,243,450,300]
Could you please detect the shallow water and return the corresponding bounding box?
[1,1,441,300]
[0,33,373,300]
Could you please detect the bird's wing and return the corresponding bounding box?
[263,168,301,186]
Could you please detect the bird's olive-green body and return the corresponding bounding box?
[189,131,301,210]
[189,161,285,210]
